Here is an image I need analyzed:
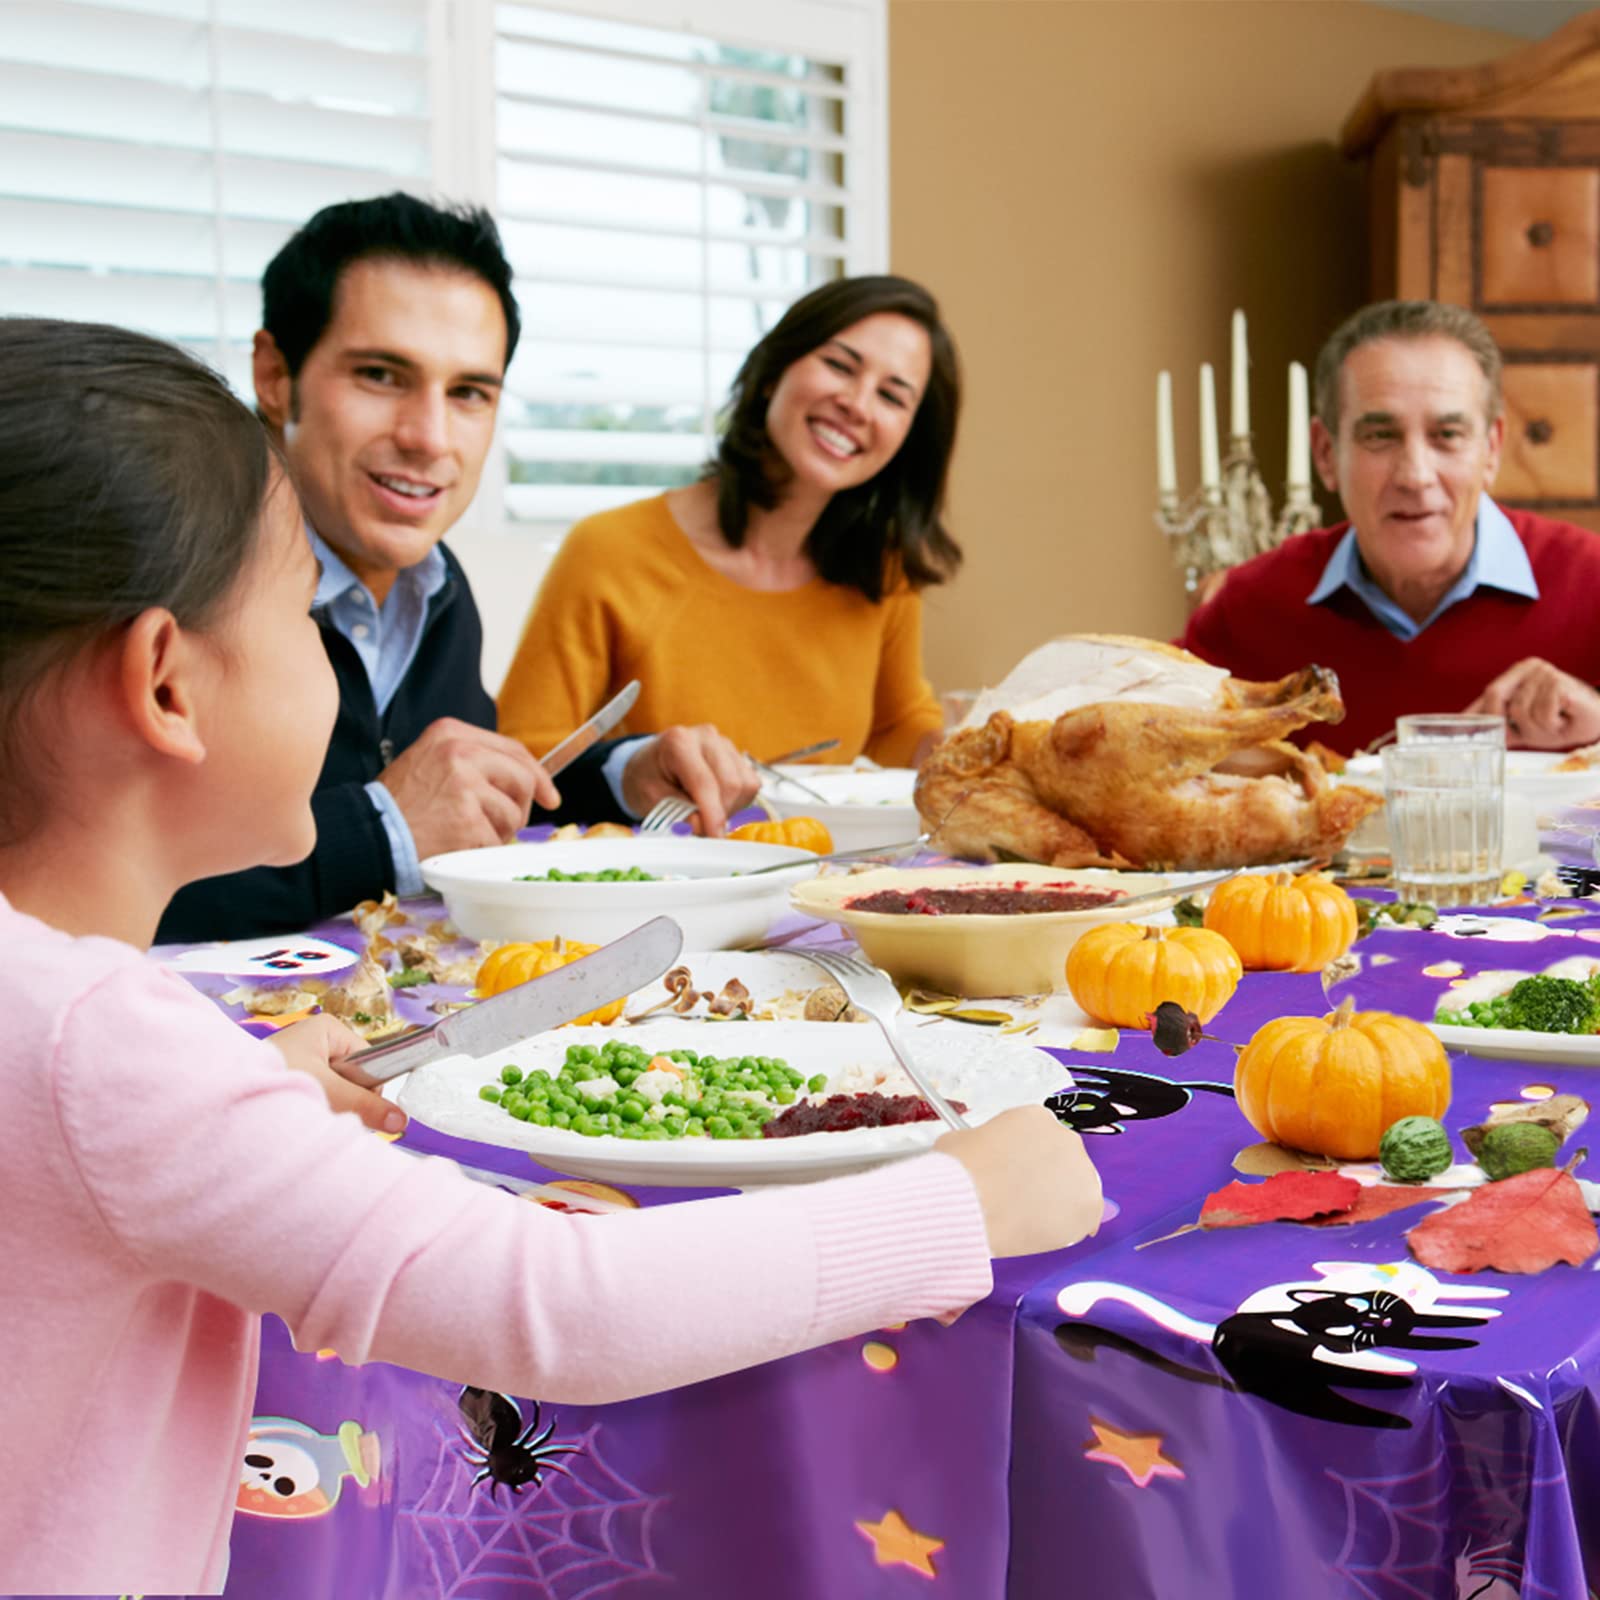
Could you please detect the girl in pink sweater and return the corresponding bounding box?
[0,321,1101,1596]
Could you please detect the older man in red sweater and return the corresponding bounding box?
[1181,300,1600,756]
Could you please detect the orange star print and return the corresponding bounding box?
[855,1508,945,1577]
[1083,1419,1185,1487]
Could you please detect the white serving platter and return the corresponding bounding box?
[394,1018,1070,1187]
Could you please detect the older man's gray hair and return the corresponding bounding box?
[1314,300,1502,432]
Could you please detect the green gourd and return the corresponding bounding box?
[1379,1116,1455,1183]
[1478,1122,1560,1182]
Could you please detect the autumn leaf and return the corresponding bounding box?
[1407,1168,1600,1274]
[1069,1027,1119,1053]
[1231,1142,1338,1177]
[1199,1170,1360,1229]
[1306,1184,1453,1227]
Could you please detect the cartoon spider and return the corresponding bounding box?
[457,1386,582,1499]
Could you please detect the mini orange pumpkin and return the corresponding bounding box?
[1203,871,1357,973]
[474,936,627,1026]
[1065,924,1242,1029]
[728,815,834,854]
[1232,996,1451,1160]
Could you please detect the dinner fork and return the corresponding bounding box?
[800,948,969,1130]
[639,796,697,833]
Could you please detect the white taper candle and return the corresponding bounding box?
[1288,360,1310,489]
[1157,370,1177,496]
[1199,363,1221,491]
[1230,309,1249,438]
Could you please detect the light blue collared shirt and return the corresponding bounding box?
[1304,496,1538,641]
[308,529,645,896]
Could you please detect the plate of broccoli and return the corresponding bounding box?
[1432,959,1600,1062]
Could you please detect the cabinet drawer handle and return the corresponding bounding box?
[1527,221,1555,247]
[1525,418,1555,445]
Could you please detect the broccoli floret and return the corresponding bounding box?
[1501,975,1600,1035]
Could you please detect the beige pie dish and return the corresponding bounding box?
[789,863,1179,997]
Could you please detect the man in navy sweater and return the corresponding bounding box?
[159,196,755,942]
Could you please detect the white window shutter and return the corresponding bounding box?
[486,0,886,541]
[0,0,434,396]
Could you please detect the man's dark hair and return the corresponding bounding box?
[262,192,521,376]
[710,274,963,602]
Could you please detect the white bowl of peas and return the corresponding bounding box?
[420,836,819,949]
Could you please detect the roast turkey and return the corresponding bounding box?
[917,635,1383,870]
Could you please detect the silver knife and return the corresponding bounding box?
[351,914,684,1082]
[539,680,642,779]
[765,738,841,765]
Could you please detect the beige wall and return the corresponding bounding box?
[889,0,1522,697]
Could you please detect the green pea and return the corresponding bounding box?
[479,1085,503,1103]
[620,1100,645,1123]
[552,1111,571,1129]
[500,1065,524,1087]
[807,1073,828,1094]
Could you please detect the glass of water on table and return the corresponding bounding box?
[1381,714,1506,906]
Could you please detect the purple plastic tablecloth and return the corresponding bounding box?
[34,816,1600,1600]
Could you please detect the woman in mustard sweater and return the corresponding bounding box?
[498,276,962,770]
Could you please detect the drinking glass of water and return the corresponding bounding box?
[1381,741,1504,906]
[1395,713,1507,749]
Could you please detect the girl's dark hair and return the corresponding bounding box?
[711,275,962,601]
[0,319,273,839]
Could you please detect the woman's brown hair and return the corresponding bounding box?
[709,275,963,602]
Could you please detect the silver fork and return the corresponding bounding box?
[639,796,698,833]
[800,948,969,1130]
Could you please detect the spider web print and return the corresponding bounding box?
[1326,1429,1572,1600]
[397,1415,670,1600]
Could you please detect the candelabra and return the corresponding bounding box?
[1156,433,1319,597]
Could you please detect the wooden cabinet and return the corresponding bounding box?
[1343,16,1600,531]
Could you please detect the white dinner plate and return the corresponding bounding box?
[395,1018,1070,1187]
[1426,957,1600,1065]
[1428,1021,1600,1066]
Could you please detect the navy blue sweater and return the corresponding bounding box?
[157,546,625,942]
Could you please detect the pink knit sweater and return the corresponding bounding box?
[0,892,992,1594]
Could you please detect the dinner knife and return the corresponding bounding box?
[351,914,684,1082]
[765,738,841,765]
[539,680,642,779]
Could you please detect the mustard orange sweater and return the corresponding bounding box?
[497,494,944,767]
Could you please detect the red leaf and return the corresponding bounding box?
[1307,1184,1451,1227]
[1200,1170,1360,1229]
[1407,1169,1600,1274]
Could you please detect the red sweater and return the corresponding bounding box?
[1179,507,1600,755]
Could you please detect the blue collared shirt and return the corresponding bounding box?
[308,529,645,896]
[1305,496,1538,641]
